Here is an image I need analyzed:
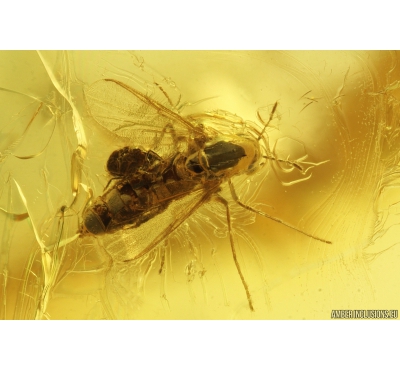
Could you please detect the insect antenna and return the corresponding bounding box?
[228,179,332,244]
[257,101,278,142]
[176,95,219,112]
[263,155,304,172]
[154,81,175,108]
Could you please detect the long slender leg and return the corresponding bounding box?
[214,195,254,312]
[159,243,166,274]
[228,179,332,244]
[103,176,123,192]
[152,122,180,152]
[158,239,170,309]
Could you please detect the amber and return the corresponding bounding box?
[1,51,399,319]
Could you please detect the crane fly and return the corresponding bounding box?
[81,78,331,311]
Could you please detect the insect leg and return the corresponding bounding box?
[228,179,332,244]
[103,176,122,192]
[152,122,180,152]
[123,187,218,263]
[158,239,170,310]
[213,195,255,312]
[159,243,166,274]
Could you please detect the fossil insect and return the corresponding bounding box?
[81,78,331,311]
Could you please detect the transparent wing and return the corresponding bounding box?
[84,79,203,157]
[100,185,217,263]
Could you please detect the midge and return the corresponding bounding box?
[81,79,331,311]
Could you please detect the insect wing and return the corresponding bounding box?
[84,79,201,157]
[100,185,217,263]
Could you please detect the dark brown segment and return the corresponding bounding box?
[106,147,147,176]
[186,141,246,174]
[204,141,246,172]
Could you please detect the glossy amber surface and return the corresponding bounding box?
[1,51,399,319]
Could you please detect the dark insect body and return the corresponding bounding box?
[81,79,331,311]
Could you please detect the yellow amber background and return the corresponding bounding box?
[1,51,399,319]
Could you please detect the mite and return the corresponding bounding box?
[81,79,331,311]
